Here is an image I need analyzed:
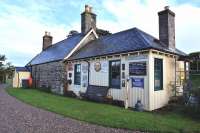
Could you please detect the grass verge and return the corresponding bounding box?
[7,88,200,133]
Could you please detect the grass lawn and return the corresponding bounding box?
[7,88,200,133]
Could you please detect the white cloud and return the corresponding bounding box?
[1,0,200,66]
[175,4,200,53]
[100,0,200,53]
[0,2,79,66]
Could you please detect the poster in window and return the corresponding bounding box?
[101,61,108,73]
[129,62,146,75]
[82,65,88,73]
[132,78,144,88]
[155,79,160,88]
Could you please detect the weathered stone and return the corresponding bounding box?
[158,7,175,49]
[31,61,67,94]
[81,5,96,34]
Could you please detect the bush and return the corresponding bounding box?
[112,100,124,107]
[64,90,77,98]
[182,105,200,120]
[191,87,200,102]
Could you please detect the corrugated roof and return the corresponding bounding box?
[68,28,187,60]
[15,67,29,72]
[28,34,84,65]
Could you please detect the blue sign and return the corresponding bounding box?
[132,78,144,88]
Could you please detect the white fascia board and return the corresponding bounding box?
[63,29,98,60]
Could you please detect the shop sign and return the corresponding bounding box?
[129,62,146,75]
[132,78,144,88]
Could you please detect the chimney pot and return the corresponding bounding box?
[85,5,90,12]
[89,6,92,12]
[164,6,169,10]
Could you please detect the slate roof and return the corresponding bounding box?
[15,67,29,72]
[68,28,187,60]
[28,34,84,65]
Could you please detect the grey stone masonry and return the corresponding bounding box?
[158,6,175,49]
[31,61,67,94]
[43,31,53,51]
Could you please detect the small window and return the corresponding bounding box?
[154,58,163,91]
[109,60,121,89]
[122,64,125,70]
[69,73,72,78]
[74,64,81,85]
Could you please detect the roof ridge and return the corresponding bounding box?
[134,28,152,47]
[97,27,137,39]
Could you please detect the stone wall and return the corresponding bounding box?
[31,61,67,94]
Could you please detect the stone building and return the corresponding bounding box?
[27,5,109,94]
[27,5,188,110]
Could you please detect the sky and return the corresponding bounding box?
[0,0,200,66]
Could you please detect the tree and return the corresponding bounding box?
[0,54,14,83]
[0,55,5,68]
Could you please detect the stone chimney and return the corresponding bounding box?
[42,31,53,51]
[81,5,96,34]
[158,6,175,49]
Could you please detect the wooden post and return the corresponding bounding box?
[175,57,177,97]
[125,78,129,109]
[184,61,187,80]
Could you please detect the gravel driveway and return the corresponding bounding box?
[0,84,140,133]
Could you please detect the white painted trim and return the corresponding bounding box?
[64,29,98,60]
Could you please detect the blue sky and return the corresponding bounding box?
[0,0,200,66]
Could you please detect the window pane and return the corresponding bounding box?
[154,58,163,91]
[110,60,121,89]
[74,64,81,85]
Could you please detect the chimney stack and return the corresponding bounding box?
[158,6,175,49]
[42,31,53,51]
[81,5,96,34]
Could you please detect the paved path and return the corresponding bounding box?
[0,84,140,133]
